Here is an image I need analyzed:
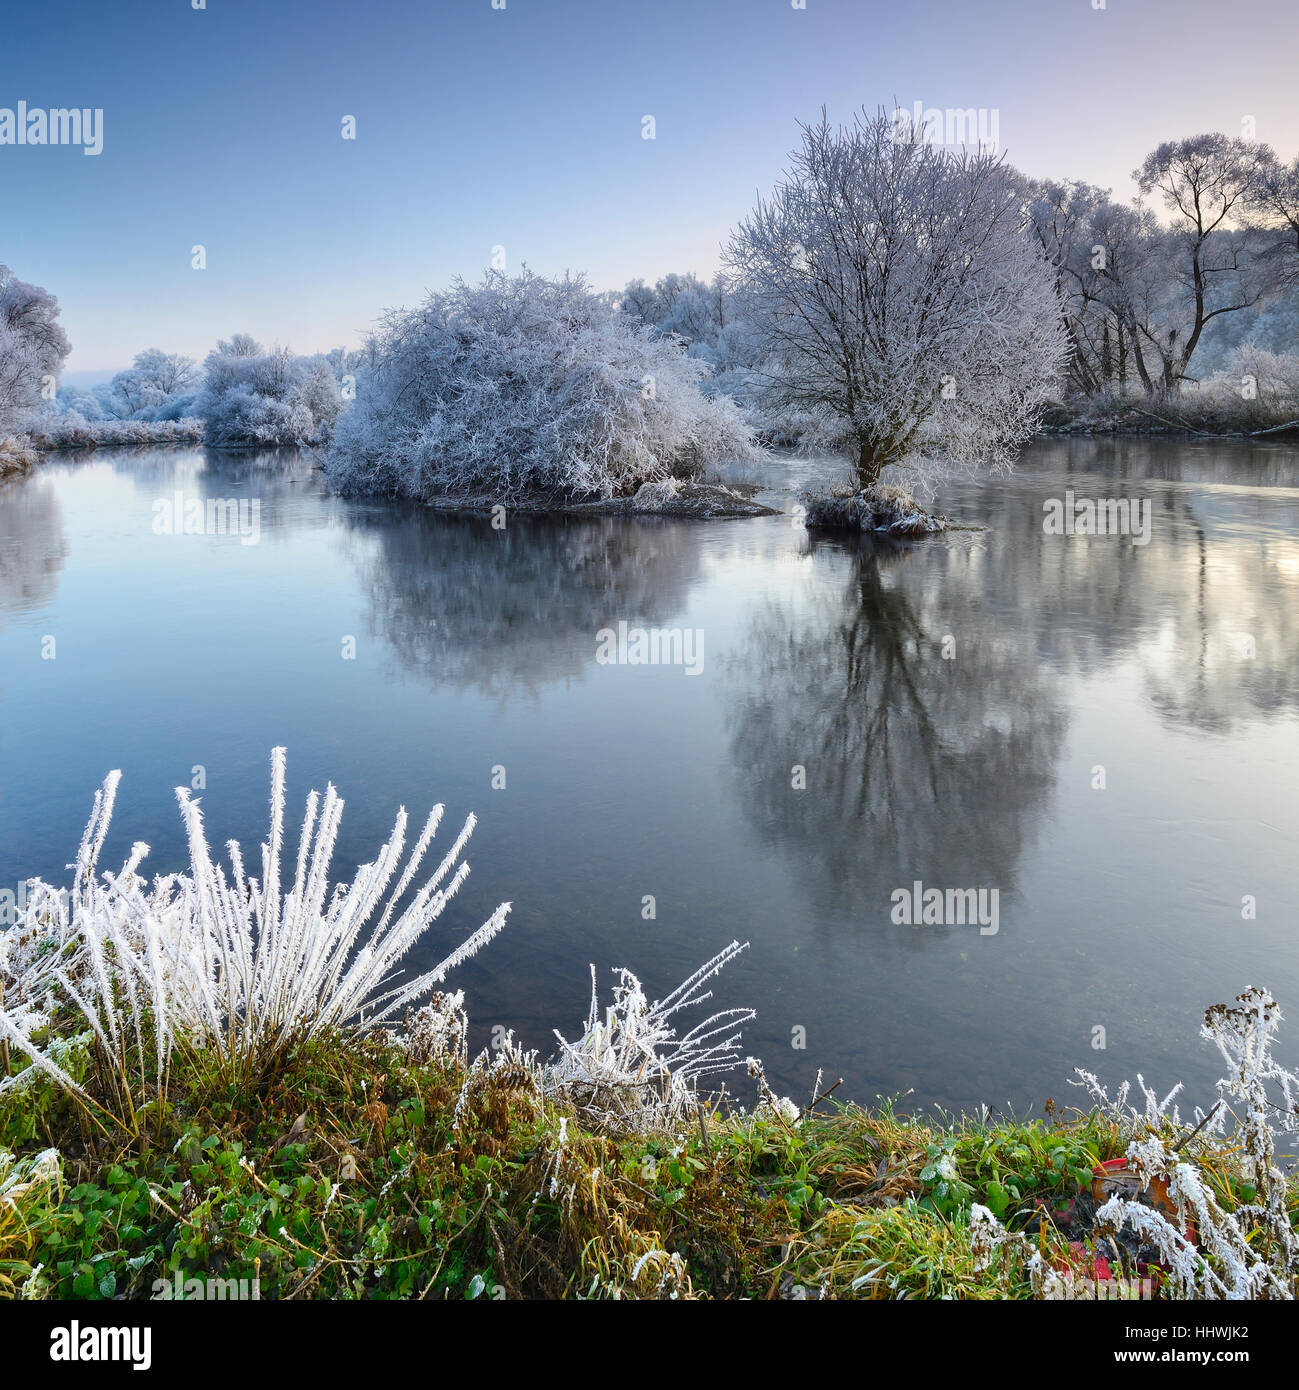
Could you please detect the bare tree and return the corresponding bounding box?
[1134,135,1273,392]
[725,107,1068,491]
[1247,150,1299,290]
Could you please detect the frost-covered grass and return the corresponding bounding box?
[546,943,754,1134]
[0,749,511,1126]
[0,1034,1136,1301]
[0,1147,61,1298]
[0,434,40,477]
[0,1016,1293,1299]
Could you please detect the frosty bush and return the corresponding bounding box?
[326,269,758,502]
[0,750,510,1119]
[546,941,754,1133]
[1067,985,1299,1299]
[1177,345,1299,431]
[198,338,342,449]
[27,414,204,450]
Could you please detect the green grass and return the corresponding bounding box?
[0,1033,1291,1300]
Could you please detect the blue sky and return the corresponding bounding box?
[2,0,1296,370]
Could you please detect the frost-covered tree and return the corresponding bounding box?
[103,348,199,420]
[326,268,756,501]
[1024,179,1112,397]
[1248,149,1299,290]
[725,108,1068,490]
[616,273,770,409]
[198,339,342,448]
[1023,180,1171,399]
[216,333,263,359]
[618,272,726,348]
[1133,134,1274,392]
[0,265,70,437]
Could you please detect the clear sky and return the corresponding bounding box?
[2,0,1296,370]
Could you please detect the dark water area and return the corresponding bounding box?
[2,437,1297,1115]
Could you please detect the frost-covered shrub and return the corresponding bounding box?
[26,414,204,450]
[198,338,342,448]
[326,269,758,502]
[545,940,754,1133]
[0,750,510,1109]
[1178,346,1299,431]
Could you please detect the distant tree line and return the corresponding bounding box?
[4,117,1297,486]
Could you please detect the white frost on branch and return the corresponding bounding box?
[725,106,1069,491]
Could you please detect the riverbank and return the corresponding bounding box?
[26,418,204,451]
[0,1031,1107,1300]
[3,1028,1293,1301]
[1042,396,1299,440]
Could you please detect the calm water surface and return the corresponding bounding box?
[2,439,1297,1113]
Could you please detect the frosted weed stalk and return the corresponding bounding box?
[977,985,1299,1299]
[0,749,510,1127]
[547,940,755,1134]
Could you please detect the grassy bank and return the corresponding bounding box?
[2,1030,1143,1301]
[6,1030,1294,1301]
[1042,391,1299,439]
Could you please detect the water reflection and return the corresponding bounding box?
[936,439,1299,733]
[0,477,68,615]
[727,535,1068,923]
[1,440,1296,1111]
[348,509,705,696]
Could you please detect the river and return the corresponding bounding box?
[2,437,1296,1113]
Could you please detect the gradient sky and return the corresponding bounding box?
[2,0,1296,370]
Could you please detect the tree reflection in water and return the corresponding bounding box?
[728,533,1069,925]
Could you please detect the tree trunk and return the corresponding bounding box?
[856,442,883,491]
